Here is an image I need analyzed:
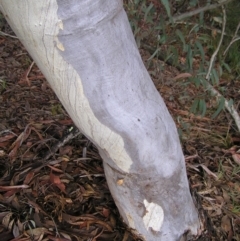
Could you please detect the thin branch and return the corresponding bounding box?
[206,6,226,80]
[223,36,240,56]
[233,21,240,37]
[172,0,232,23]
[175,21,238,38]
[43,126,82,161]
[24,61,35,86]
[203,81,240,132]
[0,30,18,39]
[204,6,240,132]
[142,4,240,130]
[223,21,240,56]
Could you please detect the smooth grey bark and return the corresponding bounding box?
[0,0,200,240]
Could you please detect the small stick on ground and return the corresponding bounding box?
[43,126,82,161]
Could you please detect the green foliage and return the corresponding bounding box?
[125,0,240,119]
[0,79,6,93]
[212,96,225,119]
[190,98,207,117]
[51,104,63,116]
[224,41,240,78]
[160,0,171,18]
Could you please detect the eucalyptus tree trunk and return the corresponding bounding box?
[0,1,200,240]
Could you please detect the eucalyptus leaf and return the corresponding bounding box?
[161,0,171,18]
[212,96,225,119]
[199,99,207,117]
[187,45,193,70]
[171,46,179,66]
[193,77,200,88]
[189,24,199,35]
[212,68,219,85]
[222,62,232,73]
[190,99,199,114]
[227,99,234,109]
[199,11,204,25]
[195,41,205,62]
[144,3,154,22]
[148,48,160,61]
[176,29,186,47]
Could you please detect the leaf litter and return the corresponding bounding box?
[0,20,136,241]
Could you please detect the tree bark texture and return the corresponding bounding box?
[0,1,200,240]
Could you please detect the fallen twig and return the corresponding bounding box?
[43,126,82,161]
[0,184,29,190]
[0,30,18,39]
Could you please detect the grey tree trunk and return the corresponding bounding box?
[0,0,200,240]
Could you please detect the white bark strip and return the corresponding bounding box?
[0,1,200,240]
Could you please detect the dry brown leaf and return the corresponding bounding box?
[109,214,117,228]
[2,212,13,228]
[8,124,32,161]
[23,171,35,185]
[91,228,104,241]
[62,213,83,223]
[57,119,73,125]
[102,208,110,218]
[59,145,73,156]
[0,142,9,150]
[26,227,50,236]
[0,133,16,142]
[8,219,14,231]
[59,232,72,241]
[47,165,64,173]
[48,236,71,241]
[11,195,21,209]
[222,189,231,203]
[0,193,15,203]
[173,73,192,81]
[90,220,113,232]
[27,200,44,215]
[0,211,10,221]
[122,231,130,241]
[30,126,43,140]
[17,219,24,233]
[49,172,66,193]
[199,164,218,180]
[232,153,240,165]
[221,215,232,233]
[13,223,20,238]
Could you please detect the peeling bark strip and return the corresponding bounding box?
[0,1,200,240]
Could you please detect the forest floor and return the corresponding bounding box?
[0,13,240,241]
